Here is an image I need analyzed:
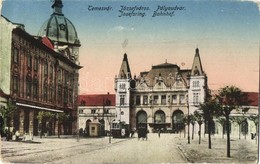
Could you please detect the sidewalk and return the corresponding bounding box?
[176,134,258,163]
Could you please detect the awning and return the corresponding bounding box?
[16,103,63,113]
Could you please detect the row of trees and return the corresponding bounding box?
[0,101,70,139]
[37,111,70,138]
[182,85,258,158]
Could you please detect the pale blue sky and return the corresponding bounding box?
[1,0,259,93]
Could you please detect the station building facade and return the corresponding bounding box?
[0,0,81,136]
[114,49,207,133]
[114,51,258,137]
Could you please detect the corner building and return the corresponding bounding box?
[0,0,81,135]
[115,49,207,133]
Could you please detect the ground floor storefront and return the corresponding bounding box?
[3,103,77,137]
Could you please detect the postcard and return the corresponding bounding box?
[0,0,259,163]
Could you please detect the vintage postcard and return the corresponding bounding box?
[0,0,259,163]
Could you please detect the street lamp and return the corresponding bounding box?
[187,95,190,144]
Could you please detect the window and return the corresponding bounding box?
[120,95,125,105]
[58,85,62,104]
[26,78,32,97]
[64,89,68,103]
[27,54,32,69]
[172,95,177,104]
[119,83,126,90]
[193,81,200,87]
[104,109,109,114]
[161,95,166,105]
[64,71,69,85]
[50,65,53,78]
[136,95,140,105]
[13,76,19,93]
[33,79,38,98]
[69,90,72,104]
[58,69,62,83]
[34,57,38,71]
[91,127,95,132]
[143,95,148,105]
[43,86,48,102]
[153,95,159,104]
[49,86,53,102]
[91,109,96,114]
[44,62,48,76]
[13,48,19,63]
[193,93,199,105]
[179,95,185,104]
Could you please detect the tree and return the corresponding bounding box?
[194,110,204,144]
[0,99,17,139]
[190,114,196,140]
[37,111,55,138]
[199,99,219,149]
[216,85,249,158]
[56,112,69,138]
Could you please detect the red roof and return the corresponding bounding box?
[78,94,115,106]
[245,92,258,106]
[41,37,54,50]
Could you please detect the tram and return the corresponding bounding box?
[111,121,130,138]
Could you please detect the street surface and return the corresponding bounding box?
[1,133,187,164]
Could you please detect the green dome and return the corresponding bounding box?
[38,0,80,46]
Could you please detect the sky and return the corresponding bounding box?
[1,0,259,94]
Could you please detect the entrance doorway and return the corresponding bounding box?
[172,110,184,133]
[136,110,147,129]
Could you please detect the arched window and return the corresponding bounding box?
[172,110,184,133]
[136,110,147,129]
[154,110,165,123]
[13,47,19,63]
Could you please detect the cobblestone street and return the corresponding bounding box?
[0,133,258,163]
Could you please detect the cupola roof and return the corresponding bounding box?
[38,0,80,46]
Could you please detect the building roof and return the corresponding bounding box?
[245,92,258,106]
[191,48,204,76]
[118,53,132,79]
[135,48,206,88]
[136,61,190,87]
[12,27,82,69]
[78,94,115,106]
[38,0,80,46]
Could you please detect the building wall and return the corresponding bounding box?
[115,78,131,124]
[2,27,80,136]
[0,16,17,107]
[188,75,206,113]
[78,106,116,133]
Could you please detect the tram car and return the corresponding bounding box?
[111,121,130,138]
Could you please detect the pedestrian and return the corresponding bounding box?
[158,129,160,138]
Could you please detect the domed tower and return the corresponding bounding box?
[38,0,80,64]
